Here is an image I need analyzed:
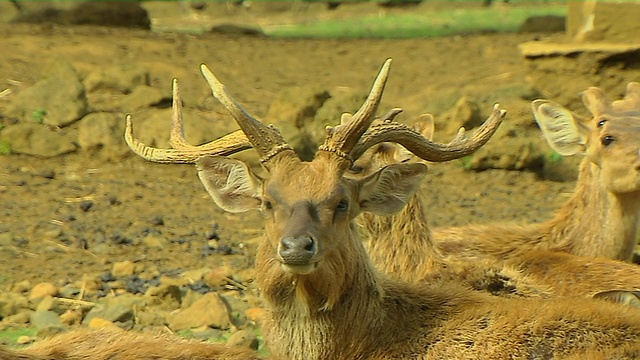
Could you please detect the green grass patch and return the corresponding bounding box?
[0,327,37,348]
[0,140,11,155]
[266,5,566,39]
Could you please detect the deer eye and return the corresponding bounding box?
[336,199,349,212]
[597,119,607,128]
[601,135,615,146]
[263,200,273,210]
[349,165,363,174]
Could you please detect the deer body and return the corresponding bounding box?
[5,328,261,360]
[435,159,640,261]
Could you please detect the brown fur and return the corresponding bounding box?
[356,136,640,301]
[435,83,640,262]
[45,67,639,359]
[195,149,640,359]
[2,329,261,360]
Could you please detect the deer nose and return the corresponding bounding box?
[278,236,317,265]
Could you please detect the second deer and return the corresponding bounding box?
[356,83,640,302]
[435,83,640,263]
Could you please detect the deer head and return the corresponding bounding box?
[533,82,640,193]
[125,59,506,309]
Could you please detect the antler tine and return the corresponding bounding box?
[200,64,294,166]
[319,58,392,162]
[124,78,252,164]
[168,78,191,149]
[350,103,506,162]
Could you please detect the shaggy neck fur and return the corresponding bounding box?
[254,226,387,360]
[544,159,640,261]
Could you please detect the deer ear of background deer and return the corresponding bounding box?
[532,99,591,156]
[392,114,436,163]
[357,162,428,215]
[196,156,263,213]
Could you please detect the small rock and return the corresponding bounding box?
[83,302,136,326]
[244,307,267,326]
[80,200,94,212]
[83,64,150,94]
[438,96,482,135]
[87,317,122,331]
[227,329,259,350]
[76,112,129,161]
[0,123,76,157]
[30,310,67,337]
[59,309,83,326]
[167,292,232,331]
[29,282,58,301]
[16,336,36,345]
[203,266,234,288]
[142,233,169,249]
[180,268,211,283]
[35,295,63,314]
[121,85,165,111]
[6,57,88,127]
[112,260,135,277]
[2,310,33,324]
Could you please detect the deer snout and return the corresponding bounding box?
[278,236,317,266]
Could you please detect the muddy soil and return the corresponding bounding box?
[0,2,618,348]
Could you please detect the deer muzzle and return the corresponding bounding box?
[278,235,318,275]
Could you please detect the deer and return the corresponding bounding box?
[117,59,640,359]
[351,112,554,297]
[0,328,262,360]
[11,60,640,359]
[353,83,640,303]
[433,82,640,263]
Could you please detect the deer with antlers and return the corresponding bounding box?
[355,123,640,304]
[433,82,640,263]
[10,61,640,359]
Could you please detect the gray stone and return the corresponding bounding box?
[82,302,135,326]
[266,85,331,160]
[84,64,150,94]
[30,310,67,337]
[227,329,259,350]
[7,57,88,127]
[121,85,165,112]
[77,112,129,160]
[463,122,545,172]
[0,123,76,157]
[142,233,170,249]
[437,96,482,135]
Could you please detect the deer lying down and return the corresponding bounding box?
[355,132,640,302]
[434,82,640,263]
[118,59,640,359]
[353,117,552,298]
[2,328,261,360]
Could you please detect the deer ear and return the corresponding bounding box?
[196,156,263,213]
[357,163,428,215]
[532,100,591,156]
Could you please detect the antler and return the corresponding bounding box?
[124,78,252,164]
[200,64,295,167]
[350,103,506,162]
[318,59,392,164]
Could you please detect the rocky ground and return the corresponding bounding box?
[0,0,637,353]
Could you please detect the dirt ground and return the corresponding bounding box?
[0,1,627,346]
